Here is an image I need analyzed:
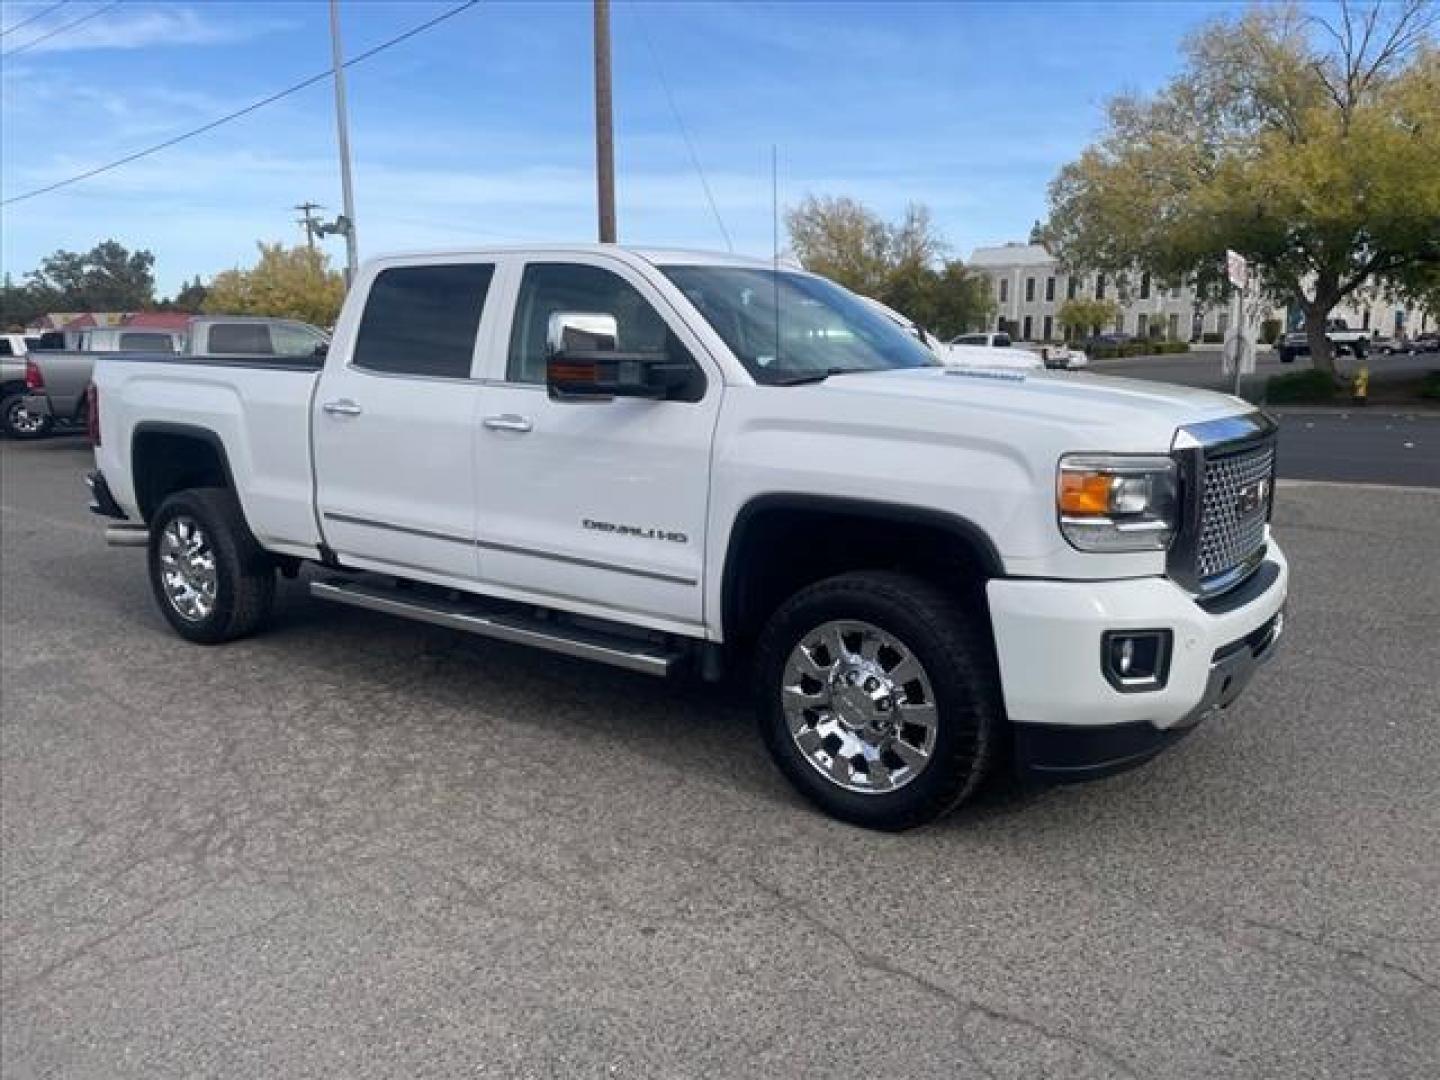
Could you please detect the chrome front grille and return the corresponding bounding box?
[1196,442,1275,582]
[1169,412,1279,596]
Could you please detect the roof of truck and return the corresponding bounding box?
[369,244,788,270]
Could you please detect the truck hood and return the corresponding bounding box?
[807,365,1251,449]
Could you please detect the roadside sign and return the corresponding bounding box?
[1226,250,1248,290]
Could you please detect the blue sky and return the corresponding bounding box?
[2,0,1245,296]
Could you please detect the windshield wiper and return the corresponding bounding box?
[767,367,860,386]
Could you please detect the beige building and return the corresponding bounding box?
[968,243,1433,343]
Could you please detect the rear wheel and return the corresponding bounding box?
[147,488,275,644]
[754,571,1002,830]
[0,392,52,439]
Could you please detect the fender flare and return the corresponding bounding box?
[719,492,1005,639]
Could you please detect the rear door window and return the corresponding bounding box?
[119,332,176,351]
[353,263,494,379]
[207,323,274,354]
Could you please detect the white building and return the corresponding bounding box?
[968,243,1433,343]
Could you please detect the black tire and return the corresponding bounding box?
[147,488,275,644]
[754,571,1003,831]
[0,391,53,439]
[1278,347,1295,363]
[1351,339,1368,360]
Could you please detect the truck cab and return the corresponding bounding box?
[88,246,1289,829]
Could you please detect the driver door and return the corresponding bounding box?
[474,256,720,633]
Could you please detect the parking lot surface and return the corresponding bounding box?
[3,439,1438,1079]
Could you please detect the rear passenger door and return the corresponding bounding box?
[312,259,496,583]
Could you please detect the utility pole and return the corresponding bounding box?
[329,0,359,285]
[295,202,324,251]
[593,0,616,243]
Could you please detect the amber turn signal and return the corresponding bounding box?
[1058,471,1114,516]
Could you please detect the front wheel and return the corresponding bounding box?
[0,392,53,439]
[147,488,276,644]
[754,571,1002,830]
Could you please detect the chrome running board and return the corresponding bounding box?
[309,578,681,677]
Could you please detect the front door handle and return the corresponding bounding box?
[483,414,533,433]
[322,399,363,416]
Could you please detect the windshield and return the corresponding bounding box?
[660,265,936,384]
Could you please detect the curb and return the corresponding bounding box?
[1277,479,1439,494]
[1265,406,1440,418]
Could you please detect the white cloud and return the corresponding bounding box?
[11,5,292,55]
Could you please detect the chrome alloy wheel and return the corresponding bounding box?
[3,397,47,435]
[782,620,939,794]
[158,515,218,622]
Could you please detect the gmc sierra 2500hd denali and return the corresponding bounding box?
[88,246,1287,829]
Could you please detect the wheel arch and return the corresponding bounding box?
[720,493,1005,646]
[131,421,240,523]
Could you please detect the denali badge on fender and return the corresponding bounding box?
[582,518,688,543]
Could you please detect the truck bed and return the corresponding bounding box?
[92,353,325,556]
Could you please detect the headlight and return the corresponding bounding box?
[1057,454,1178,551]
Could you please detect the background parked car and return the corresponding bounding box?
[1277,318,1369,362]
[1,333,51,439]
[19,327,183,437]
[1381,332,1440,355]
[185,316,330,358]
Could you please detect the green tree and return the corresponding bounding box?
[156,276,209,314]
[785,194,896,296]
[786,195,993,337]
[1044,1,1439,373]
[0,274,49,328]
[26,240,156,311]
[204,243,346,326]
[1057,298,1119,339]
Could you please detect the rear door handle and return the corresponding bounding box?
[322,399,362,416]
[483,414,533,433]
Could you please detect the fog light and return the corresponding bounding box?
[1102,630,1172,692]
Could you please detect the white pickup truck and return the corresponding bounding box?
[89,246,1288,829]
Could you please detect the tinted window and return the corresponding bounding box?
[353,263,494,378]
[509,262,689,385]
[119,332,175,351]
[953,334,985,345]
[208,323,274,354]
[993,333,1011,347]
[0,339,12,357]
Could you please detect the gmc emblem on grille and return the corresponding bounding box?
[1236,478,1270,515]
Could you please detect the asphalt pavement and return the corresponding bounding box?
[1086,345,1440,394]
[1084,349,1439,488]
[3,439,1438,1080]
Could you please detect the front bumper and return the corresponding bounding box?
[987,539,1288,781]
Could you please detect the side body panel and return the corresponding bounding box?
[93,358,322,550]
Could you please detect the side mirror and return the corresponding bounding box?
[313,341,330,358]
[547,311,618,356]
[545,311,692,401]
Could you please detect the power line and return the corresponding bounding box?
[0,0,69,38]
[3,1,119,58]
[635,13,733,253]
[2,0,482,207]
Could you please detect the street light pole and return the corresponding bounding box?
[329,0,359,284]
[593,0,616,243]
